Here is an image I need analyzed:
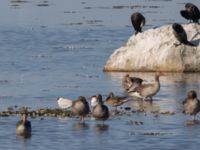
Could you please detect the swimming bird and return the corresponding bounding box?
[180,3,200,23]
[183,90,200,121]
[105,92,129,110]
[72,96,90,123]
[16,112,32,138]
[57,96,90,123]
[90,94,109,124]
[172,23,195,47]
[123,74,143,92]
[131,12,145,35]
[128,74,161,101]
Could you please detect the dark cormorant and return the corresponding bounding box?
[131,12,145,35]
[172,23,195,46]
[180,3,200,23]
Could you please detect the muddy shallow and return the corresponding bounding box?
[0,0,200,150]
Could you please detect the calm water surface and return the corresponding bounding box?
[0,0,200,149]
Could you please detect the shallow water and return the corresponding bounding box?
[0,0,200,149]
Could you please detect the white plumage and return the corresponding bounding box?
[128,91,143,98]
[57,97,73,109]
[90,97,98,107]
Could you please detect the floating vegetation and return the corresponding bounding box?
[62,22,83,26]
[64,11,77,14]
[186,120,199,126]
[126,120,144,125]
[143,132,164,136]
[112,5,161,9]
[36,1,50,7]
[0,108,73,118]
[160,111,175,115]
[10,0,29,3]
[85,20,103,25]
[36,4,49,7]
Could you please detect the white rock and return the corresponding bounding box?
[103,23,200,72]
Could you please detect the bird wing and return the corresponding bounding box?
[57,97,73,109]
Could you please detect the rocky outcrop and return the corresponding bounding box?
[103,23,200,72]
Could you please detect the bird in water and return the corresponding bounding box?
[128,73,162,101]
[180,3,200,23]
[90,94,109,124]
[16,112,32,138]
[131,12,145,35]
[183,90,200,122]
[172,23,195,47]
[72,96,90,123]
[122,74,143,92]
[57,96,90,123]
[105,92,129,110]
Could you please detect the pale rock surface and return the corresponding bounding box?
[103,23,200,72]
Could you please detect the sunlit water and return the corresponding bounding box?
[0,0,200,149]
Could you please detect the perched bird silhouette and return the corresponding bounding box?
[90,94,109,124]
[131,12,145,35]
[57,96,90,123]
[128,74,161,101]
[105,92,129,110]
[183,90,200,121]
[180,3,200,23]
[16,112,32,138]
[172,23,195,47]
[123,74,143,92]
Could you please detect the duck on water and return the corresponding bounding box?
[16,112,32,138]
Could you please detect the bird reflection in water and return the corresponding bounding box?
[94,124,109,134]
[73,122,89,130]
[130,99,160,113]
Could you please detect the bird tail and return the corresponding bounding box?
[128,91,143,99]
[57,97,73,109]
[185,41,195,47]
[122,98,129,103]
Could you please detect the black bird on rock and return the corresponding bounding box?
[131,12,145,35]
[180,3,200,23]
[172,23,195,47]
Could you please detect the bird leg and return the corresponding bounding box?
[193,115,196,121]
[191,32,200,40]
[174,43,181,47]
[80,116,85,123]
